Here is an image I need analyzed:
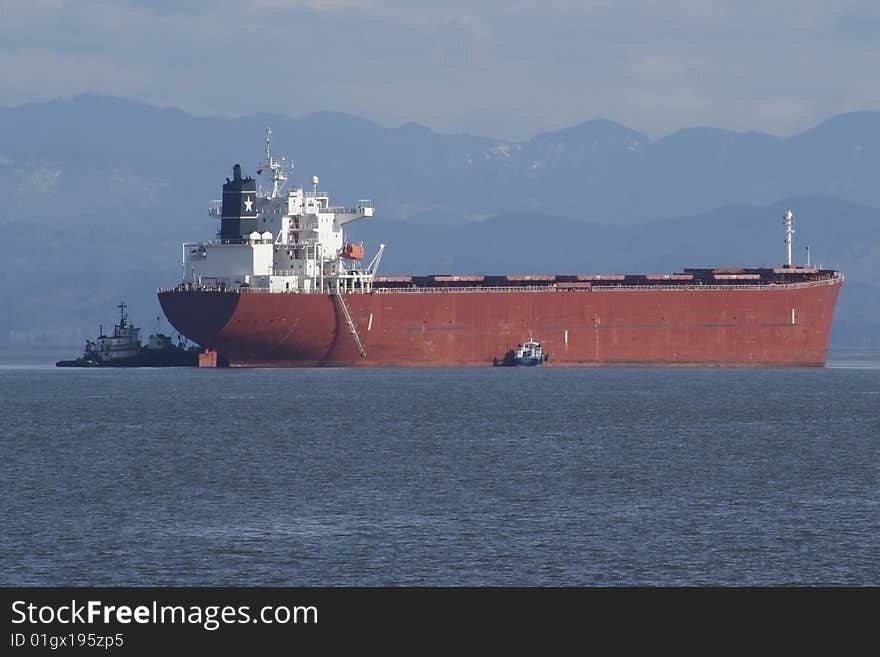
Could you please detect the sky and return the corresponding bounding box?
[2,0,880,140]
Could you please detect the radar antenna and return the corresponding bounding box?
[258,127,293,199]
[783,209,795,267]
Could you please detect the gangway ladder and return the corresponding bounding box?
[333,293,367,358]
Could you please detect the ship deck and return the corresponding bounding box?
[161,268,843,296]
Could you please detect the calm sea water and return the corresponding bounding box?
[2,359,878,586]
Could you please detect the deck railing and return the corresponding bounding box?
[159,274,842,295]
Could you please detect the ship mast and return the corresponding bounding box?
[783,209,795,266]
[258,127,291,199]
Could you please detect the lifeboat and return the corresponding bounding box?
[342,242,365,260]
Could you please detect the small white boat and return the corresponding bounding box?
[513,337,547,366]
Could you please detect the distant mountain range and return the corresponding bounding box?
[4,94,880,226]
[0,95,877,349]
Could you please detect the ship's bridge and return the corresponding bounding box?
[184,130,381,295]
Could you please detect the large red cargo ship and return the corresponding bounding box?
[158,132,843,367]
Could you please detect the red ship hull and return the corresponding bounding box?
[158,276,842,367]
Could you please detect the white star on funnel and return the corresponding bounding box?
[244,196,254,212]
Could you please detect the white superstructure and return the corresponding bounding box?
[92,302,142,360]
[183,128,383,294]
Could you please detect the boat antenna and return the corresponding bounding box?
[264,127,271,167]
[805,245,811,267]
[118,302,127,328]
[258,126,291,199]
[783,209,795,267]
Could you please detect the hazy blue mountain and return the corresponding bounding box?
[0,95,877,349]
[3,94,880,227]
[353,199,870,276]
